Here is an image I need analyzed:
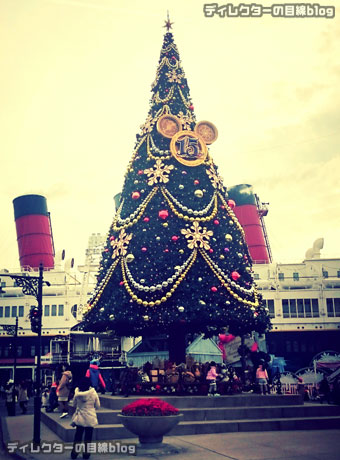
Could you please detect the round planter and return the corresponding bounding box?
[118,414,182,445]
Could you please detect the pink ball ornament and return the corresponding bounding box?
[224,247,230,252]
[209,249,214,253]
[189,104,194,111]
[231,271,241,281]
[194,180,200,185]
[137,170,144,175]
[171,236,179,242]
[211,286,218,292]
[110,236,115,241]
[213,219,220,225]
[164,248,169,253]
[141,247,147,252]
[143,217,150,222]
[158,209,169,220]
[104,248,109,252]
[132,191,141,200]
[227,199,236,209]
[119,281,124,286]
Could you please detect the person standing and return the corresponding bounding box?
[206,361,220,397]
[256,363,269,395]
[85,360,106,393]
[70,377,100,460]
[18,380,28,414]
[5,380,15,416]
[57,364,73,418]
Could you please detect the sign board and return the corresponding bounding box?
[225,336,255,365]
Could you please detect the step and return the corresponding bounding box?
[98,394,303,410]
[75,404,340,425]
[41,411,340,442]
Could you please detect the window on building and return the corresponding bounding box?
[312,299,319,317]
[286,341,292,352]
[282,299,289,318]
[17,346,22,357]
[51,305,57,316]
[30,346,35,357]
[18,305,24,317]
[254,273,260,280]
[278,272,284,281]
[5,306,10,318]
[304,299,312,317]
[1,281,5,288]
[337,271,340,278]
[58,304,64,316]
[43,345,49,355]
[11,306,17,317]
[44,305,50,316]
[0,307,3,318]
[289,299,297,318]
[327,298,340,317]
[4,347,9,357]
[323,270,328,278]
[282,298,319,318]
[293,341,299,352]
[266,299,275,318]
[293,272,299,281]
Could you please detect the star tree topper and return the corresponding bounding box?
[164,11,174,31]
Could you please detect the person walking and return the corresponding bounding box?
[256,362,269,395]
[70,377,100,460]
[18,380,29,414]
[57,364,73,418]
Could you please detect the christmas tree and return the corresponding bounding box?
[83,18,271,363]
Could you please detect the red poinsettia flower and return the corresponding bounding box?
[121,398,179,416]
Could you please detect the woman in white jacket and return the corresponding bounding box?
[70,377,100,460]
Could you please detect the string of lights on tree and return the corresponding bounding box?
[82,20,271,339]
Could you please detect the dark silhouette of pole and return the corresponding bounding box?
[12,317,18,416]
[33,264,43,445]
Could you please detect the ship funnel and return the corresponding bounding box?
[13,194,55,270]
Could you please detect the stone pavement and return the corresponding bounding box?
[1,412,340,460]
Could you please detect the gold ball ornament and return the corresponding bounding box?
[225,234,233,242]
[126,254,135,263]
[194,189,204,198]
[178,306,185,312]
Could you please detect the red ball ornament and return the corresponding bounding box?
[110,236,115,240]
[227,199,236,209]
[158,209,169,220]
[171,236,179,242]
[104,248,109,252]
[137,170,144,175]
[132,191,141,200]
[141,247,147,252]
[231,271,241,281]
[164,248,169,253]
[119,281,124,286]
[143,217,150,223]
[213,219,220,225]
[189,104,194,111]
[181,85,185,88]
[211,286,218,293]
[209,249,214,253]
[194,180,200,185]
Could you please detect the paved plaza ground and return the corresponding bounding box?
[1,399,340,460]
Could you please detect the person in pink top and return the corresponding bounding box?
[256,363,269,395]
[206,361,220,397]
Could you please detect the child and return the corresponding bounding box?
[206,361,220,397]
[41,386,49,410]
[256,363,269,395]
[85,360,106,393]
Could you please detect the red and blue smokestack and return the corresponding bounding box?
[228,184,271,264]
[13,194,55,270]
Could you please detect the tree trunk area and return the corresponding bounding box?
[168,327,186,365]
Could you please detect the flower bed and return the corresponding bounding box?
[121,398,179,416]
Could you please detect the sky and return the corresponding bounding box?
[0,0,339,272]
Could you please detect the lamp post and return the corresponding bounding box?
[0,317,23,415]
[0,263,49,444]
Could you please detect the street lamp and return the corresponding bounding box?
[0,317,23,416]
[0,263,50,444]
